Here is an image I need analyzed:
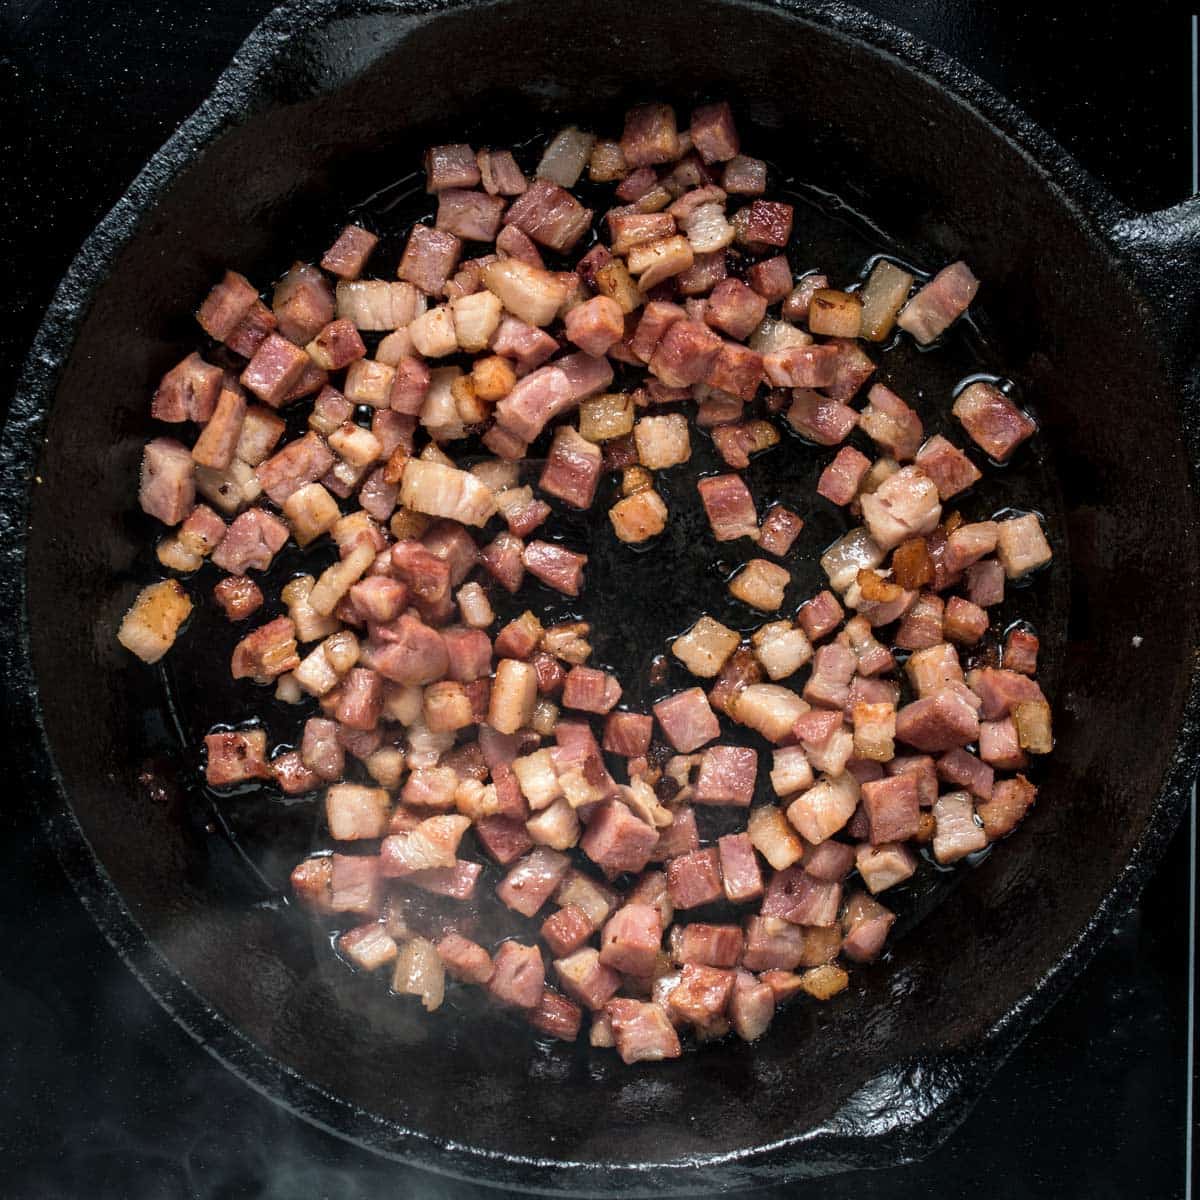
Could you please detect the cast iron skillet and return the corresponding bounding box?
[2,0,1199,1193]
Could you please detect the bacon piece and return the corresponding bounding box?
[1004,627,1040,675]
[915,434,980,499]
[952,380,1037,462]
[631,300,687,362]
[893,593,944,651]
[139,438,195,526]
[858,384,923,462]
[255,431,334,505]
[785,773,858,845]
[696,473,759,542]
[619,102,680,167]
[204,728,271,786]
[486,941,545,1009]
[859,774,919,844]
[668,963,735,1032]
[554,947,621,1011]
[840,892,895,962]
[324,854,381,915]
[493,365,573,441]
[239,333,309,407]
[654,688,720,753]
[212,575,263,622]
[372,614,449,686]
[226,300,279,359]
[693,745,758,806]
[433,932,493,985]
[541,904,594,958]
[563,666,622,715]
[688,101,739,164]
[785,390,857,446]
[931,790,987,864]
[152,352,223,422]
[503,179,592,254]
[522,541,586,597]
[191,388,247,471]
[527,988,583,1041]
[733,199,793,248]
[710,833,762,904]
[824,338,877,402]
[210,508,288,575]
[649,319,723,388]
[421,143,480,192]
[270,262,335,345]
[762,344,838,389]
[705,278,768,341]
[965,667,1047,720]
[480,532,525,594]
[605,997,682,1062]
[816,446,870,507]
[795,591,842,642]
[997,513,1053,578]
[978,774,1038,840]
[897,261,978,343]
[943,595,988,646]
[196,270,259,343]
[397,459,496,528]
[746,254,793,303]
[599,903,663,975]
[539,426,602,510]
[563,295,625,357]
[317,225,376,280]
[896,687,981,752]
[967,559,1005,607]
[497,847,572,917]
[397,224,462,297]
[722,155,767,195]
[860,465,942,552]
[580,800,659,875]
[435,188,506,242]
[379,814,470,877]
[666,847,723,909]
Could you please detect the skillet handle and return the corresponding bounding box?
[1106,195,1200,374]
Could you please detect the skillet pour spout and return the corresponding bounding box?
[1,0,1199,1192]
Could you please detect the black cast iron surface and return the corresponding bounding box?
[0,2,1195,1200]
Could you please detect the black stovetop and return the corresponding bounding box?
[0,3,1194,1197]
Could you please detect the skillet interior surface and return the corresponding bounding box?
[12,0,1200,1188]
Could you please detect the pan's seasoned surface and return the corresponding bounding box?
[1,0,1198,1192]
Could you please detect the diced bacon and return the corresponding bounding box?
[255,432,335,505]
[436,626,489,684]
[721,154,766,194]
[745,254,792,303]
[966,667,1047,721]
[967,559,1006,607]
[300,717,344,782]
[654,688,721,753]
[762,344,838,390]
[783,769,857,845]
[580,800,659,875]
[539,426,602,510]
[139,438,195,526]
[493,365,573,442]
[272,262,335,345]
[650,806,699,863]
[649,319,723,388]
[1005,627,1040,675]
[725,682,800,744]
[978,774,1038,840]
[204,728,271,786]
[781,273,827,323]
[893,593,944,651]
[860,465,942,552]
[729,559,789,612]
[696,473,758,542]
[952,381,1037,462]
[481,532,526,593]
[693,745,758,806]
[931,790,987,864]
[944,596,989,645]
[896,687,981,752]
[688,101,739,164]
[666,847,723,909]
[705,279,768,341]
[631,300,687,362]
[852,841,915,894]
[239,333,309,407]
[436,932,494,985]
[554,947,621,1011]
[372,614,449,685]
[563,295,625,357]
[325,782,390,840]
[211,508,288,575]
[762,866,841,927]
[944,522,999,574]
[436,188,506,241]
[398,459,496,528]
[608,210,676,255]
[196,270,259,343]
[152,352,223,423]
[671,614,740,680]
[423,143,481,193]
[859,384,923,461]
[711,832,762,904]
[335,668,383,731]
[896,261,978,343]
[905,643,964,698]
[997,513,1053,578]
[797,589,844,644]
[599,903,663,975]
[741,916,805,971]
[802,642,856,710]
[733,199,793,248]
[936,746,993,801]
[317,225,377,281]
[337,922,398,972]
[669,923,743,968]
[226,300,279,359]
[817,446,871,507]
[857,774,919,844]
[749,507,801,561]
[668,962,735,1032]
[327,854,382,915]
[522,541,586,597]
[618,102,679,167]
[212,575,262,622]
[563,666,622,715]
[786,390,857,446]
[527,988,583,1041]
[541,904,594,957]
[487,941,545,1009]
[380,813,470,876]
[494,611,543,661]
[475,814,534,865]
[477,147,527,195]
[497,847,572,917]
[605,997,682,1063]
[915,434,981,499]
[397,224,462,297]
[189,388,247,471]
[503,179,592,254]
[840,892,895,962]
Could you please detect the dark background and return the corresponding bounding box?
[0,2,1194,1197]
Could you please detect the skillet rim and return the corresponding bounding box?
[1,0,1198,1191]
